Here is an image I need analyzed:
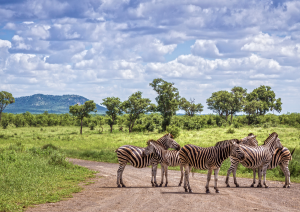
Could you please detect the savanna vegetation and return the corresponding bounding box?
[0,80,299,211]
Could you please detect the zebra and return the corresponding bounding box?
[220,133,259,187]
[143,140,185,187]
[222,132,283,188]
[115,133,180,187]
[223,133,294,188]
[179,139,245,193]
[252,134,295,188]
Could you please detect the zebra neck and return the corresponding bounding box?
[219,145,231,162]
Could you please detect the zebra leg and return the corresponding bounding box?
[214,168,220,193]
[164,165,168,187]
[159,164,164,187]
[232,167,239,187]
[151,163,158,187]
[117,163,126,187]
[280,163,291,188]
[205,168,212,194]
[225,158,238,187]
[262,164,269,188]
[183,164,192,192]
[250,169,256,187]
[257,167,262,188]
[179,165,183,186]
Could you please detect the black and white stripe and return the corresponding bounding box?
[179,139,245,193]
[115,133,180,187]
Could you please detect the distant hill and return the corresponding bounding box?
[5,94,107,114]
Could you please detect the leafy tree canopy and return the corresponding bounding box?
[101,97,122,132]
[180,98,203,116]
[121,91,156,132]
[206,90,232,120]
[149,78,180,130]
[0,91,15,122]
[69,100,97,134]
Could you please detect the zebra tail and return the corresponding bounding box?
[290,148,296,156]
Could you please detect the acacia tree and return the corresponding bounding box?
[206,90,232,121]
[121,91,156,132]
[243,100,262,125]
[179,98,203,116]
[0,91,15,122]
[149,78,180,131]
[247,85,282,115]
[228,86,247,123]
[69,100,97,134]
[101,97,122,133]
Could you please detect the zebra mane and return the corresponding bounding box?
[146,139,164,148]
[161,133,174,138]
[248,133,254,136]
[215,139,239,147]
[263,132,278,145]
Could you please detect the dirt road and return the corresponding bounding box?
[27,159,300,212]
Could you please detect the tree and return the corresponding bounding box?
[228,86,247,123]
[149,78,180,131]
[206,90,232,121]
[0,91,15,122]
[69,100,97,134]
[121,91,156,133]
[101,97,122,133]
[247,85,282,115]
[243,100,262,125]
[179,98,203,116]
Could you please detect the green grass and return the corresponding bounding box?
[0,144,96,211]
[0,125,300,209]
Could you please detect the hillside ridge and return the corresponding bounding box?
[5,94,107,114]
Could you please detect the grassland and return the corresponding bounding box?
[1,125,299,183]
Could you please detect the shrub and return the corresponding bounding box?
[48,151,69,167]
[166,125,181,138]
[226,128,235,134]
[42,143,58,150]
[131,124,146,132]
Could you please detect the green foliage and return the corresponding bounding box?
[179,98,203,116]
[150,78,180,131]
[206,90,232,121]
[226,128,235,134]
[0,145,95,211]
[69,100,97,134]
[0,91,15,122]
[101,97,122,133]
[166,125,181,138]
[121,91,155,132]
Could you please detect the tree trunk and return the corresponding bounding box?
[80,119,83,134]
[230,114,233,124]
[110,124,113,133]
[0,112,2,122]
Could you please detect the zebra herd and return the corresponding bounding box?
[115,132,294,193]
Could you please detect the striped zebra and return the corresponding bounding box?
[179,139,245,193]
[224,133,294,188]
[143,140,185,187]
[223,132,283,188]
[220,133,259,187]
[252,134,295,188]
[115,133,180,187]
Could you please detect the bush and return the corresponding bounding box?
[166,125,181,138]
[48,151,69,167]
[131,124,146,132]
[226,128,235,134]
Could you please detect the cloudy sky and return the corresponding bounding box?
[1,0,300,114]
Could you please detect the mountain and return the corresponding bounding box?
[4,94,107,114]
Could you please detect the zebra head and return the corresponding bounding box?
[265,132,283,150]
[142,140,156,157]
[160,133,181,150]
[229,139,245,161]
[239,133,258,147]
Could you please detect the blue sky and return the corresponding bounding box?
[0,0,300,114]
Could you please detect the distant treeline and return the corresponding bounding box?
[1,111,300,131]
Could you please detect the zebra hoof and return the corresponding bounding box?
[189,189,193,193]
[226,184,230,187]
[250,184,254,187]
[164,184,168,187]
[257,184,262,188]
[283,185,286,188]
[178,183,182,186]
[117,185,121,188]
[184,188,188,192]
[215,190,220,193]
[265,185,269,188]
[206,189,210,194]
[287,185,291,188]
[122,184,126,187]
[155,184,159,187]
[159,184,162,187]
[236,184,239,187]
